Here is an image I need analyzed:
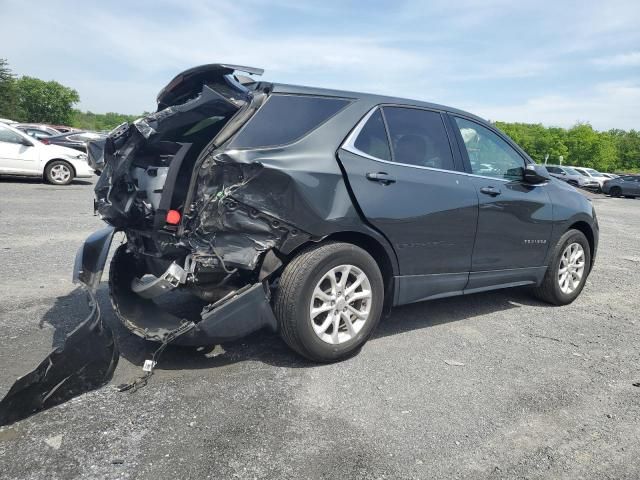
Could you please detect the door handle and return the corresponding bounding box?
[480,186,501,196]
[366,172,396,185]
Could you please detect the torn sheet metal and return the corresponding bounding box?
[0,229,119,427]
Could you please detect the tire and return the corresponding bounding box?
[45,160,74,185]
[533,229,591,306]
[610,186,622,197]
[274,242,384,362]
[624,195,634,199]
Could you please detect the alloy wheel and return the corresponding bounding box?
[310,264,372,345]
[50,164,71,184]
[558,242,585,294]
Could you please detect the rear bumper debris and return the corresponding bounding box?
[0,228,119,426]
[108,244,278,346]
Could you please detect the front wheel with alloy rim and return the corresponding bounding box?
[533,229,591,305]
[610,186,622,197]
[275,242,384,362]
[45,160,74,185]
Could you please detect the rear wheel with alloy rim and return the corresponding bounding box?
[45,160,74,185]
[275,242,384,362]
[533,229,591,305]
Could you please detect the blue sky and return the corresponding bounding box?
[2,0,639,129]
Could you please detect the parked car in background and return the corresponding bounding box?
[602,175,640,198]
[40,130,106,153]
[15,123,60,140]
[572,167,608,191]
[76,63,599,362]
[544,165,600,189]
[0,123,94,185]
[601,173,618,179]
[48,125,78,133]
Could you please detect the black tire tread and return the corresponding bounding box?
[274,242,381,362]
[533,229,590,305]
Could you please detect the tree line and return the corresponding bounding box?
[0,58,638,172]
[495,121,639,173]
[0,58,139,132]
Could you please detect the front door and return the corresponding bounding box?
[449,115,553,290]
[338,106,478,303]
[0,126,39,173]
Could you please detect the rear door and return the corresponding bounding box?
[448,115,553,290]
[623,176,640,195]
[338,106,478,304]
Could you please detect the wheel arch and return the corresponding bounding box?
[280,230,397,312]
[568,220,595,268]
[44,158,76,178]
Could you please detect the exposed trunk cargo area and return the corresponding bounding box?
[83,64,306,346]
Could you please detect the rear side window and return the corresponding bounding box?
[353,109,391,161]
[382,107,455,170]
[231,94,350,149]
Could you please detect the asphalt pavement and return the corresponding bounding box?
[0,176,639,479]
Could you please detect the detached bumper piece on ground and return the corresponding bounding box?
[0,229,119,426]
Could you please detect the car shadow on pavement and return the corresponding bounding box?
[0,176,93,186]
[39,283,555,376]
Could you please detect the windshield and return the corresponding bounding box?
[563,167,580,175]
[585,168,604,177]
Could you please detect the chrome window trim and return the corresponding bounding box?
[341,106,517,182]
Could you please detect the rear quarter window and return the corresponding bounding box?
[230,94,350,149]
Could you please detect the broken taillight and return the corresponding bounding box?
[166,209,181,225]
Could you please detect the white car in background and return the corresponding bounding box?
[571,167,608,192]
[0,123,94,185]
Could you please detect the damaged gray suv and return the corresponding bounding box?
[76,64,598,362]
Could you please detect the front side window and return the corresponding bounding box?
[546,166,561,173]
[353,109,391,161]
[382,106,455,170]
[454,117,525,181]
[0,126,26,144]
[231,94,350,149]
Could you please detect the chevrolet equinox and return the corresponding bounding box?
[75,64,598,362]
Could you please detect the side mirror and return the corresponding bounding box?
[20,138,34,147]
[523,164,550,184]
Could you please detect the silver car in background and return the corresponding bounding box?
[545,165,600,189]
[572,167,608,191]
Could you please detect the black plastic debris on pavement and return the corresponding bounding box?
[0,291,118,427]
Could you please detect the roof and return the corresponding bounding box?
[271,82,488,124]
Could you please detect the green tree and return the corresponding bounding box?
[0,58,16,119]
[14,76,80,124]
[71,110,141,131]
